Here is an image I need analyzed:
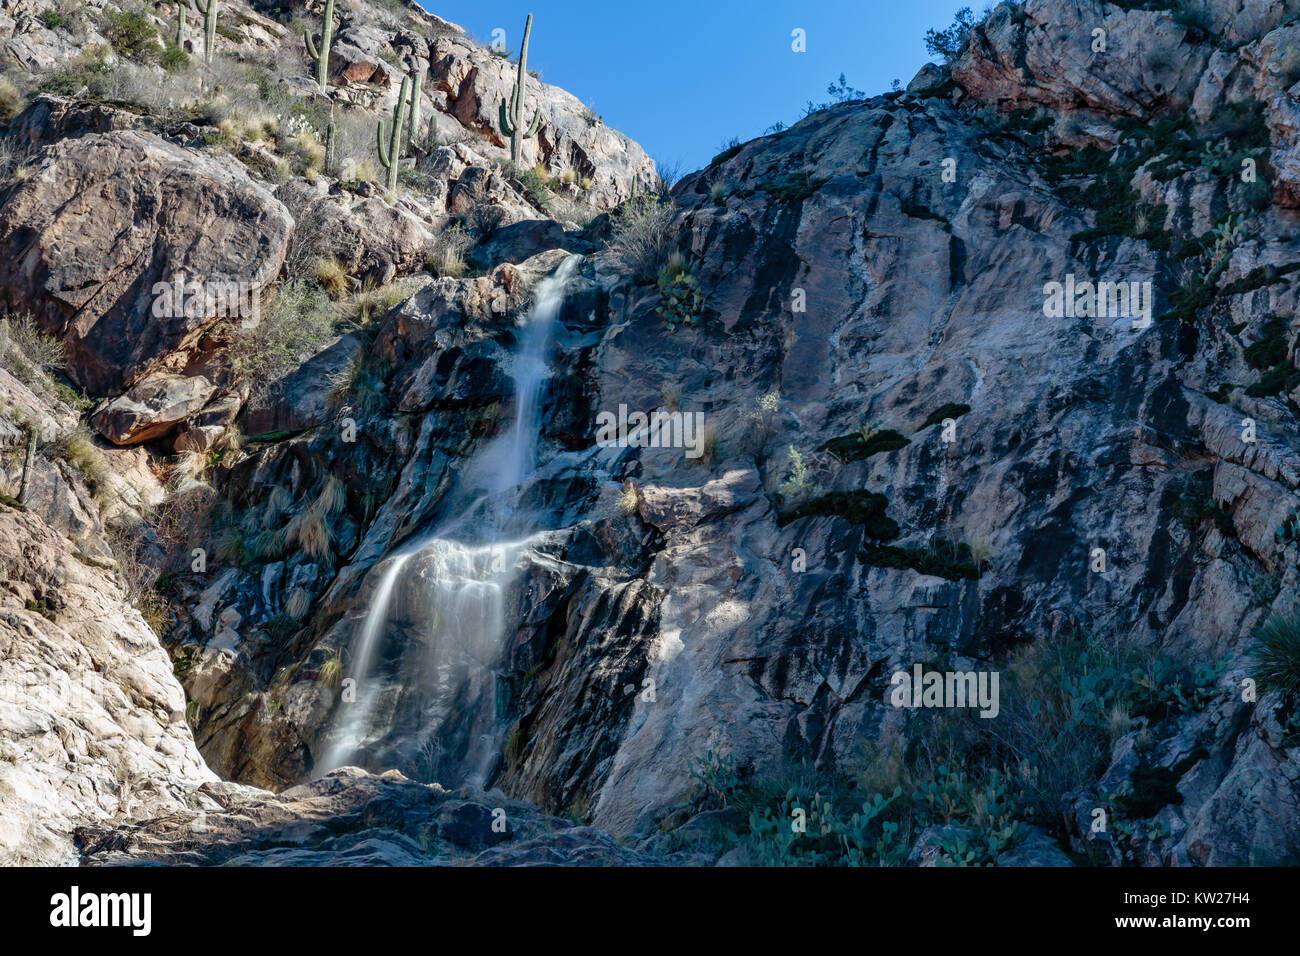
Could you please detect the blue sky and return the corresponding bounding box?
[420,0,977,176]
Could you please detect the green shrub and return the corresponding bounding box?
[777,489,900,540]
[38,9,72,31]
[924,6,976,61]
[500,160,553,215]
[231,280,337,395]
[776,445,811,503]
[103,8,161,63]
[688,628,1226,865]
[760,171,827,204]
[820,426,909,463]
[709,139,741,168]
[160,42,190,72]
[1250,612,1300,734]
[59,427,114,506]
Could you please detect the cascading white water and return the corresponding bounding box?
[316,255,582,781]
[493,255,581,493]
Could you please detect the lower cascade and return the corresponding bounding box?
[316,255,583,785]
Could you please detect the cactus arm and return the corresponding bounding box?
[194,0,208,14]
[498,97,514,138]
[377,119,390,169]
[304,29,319,61]
[525,107,542,138]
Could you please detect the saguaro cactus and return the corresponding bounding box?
[304,0,335,93]
[497,13,542,164]
[377,72,412,192]
[407,68,422,151]
[175,0,187,46]
[194,0,218,64]
[326,105,337,175]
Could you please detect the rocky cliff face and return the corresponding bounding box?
[1,0,1298,867]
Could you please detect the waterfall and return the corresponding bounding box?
[316,255,581,782]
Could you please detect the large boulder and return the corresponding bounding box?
[287,190,434,286]
[91,372,217,446]
[0,129,293,395]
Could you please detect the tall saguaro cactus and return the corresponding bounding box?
[304,0,335,94]
[407,68,422,151]
[175,0,187,47]
[497,13,542,164]
[377,72,412,192]
[194,0,218,64]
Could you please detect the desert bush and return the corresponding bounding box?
[315,257,348,299]
[102,6,162,64]
[0,313,64,388]
[231,280,337,397]
[777,445,811,501]
[1250,612,1300,735]
[58,426,114,507]
[676,625,1225,865]
[500,160,554,215]
[654,158,684,198]
[104,517,171,633]
[425,224,472,278]
[608,194,675,282]
[0,77,24,121]
[151,482,217,555]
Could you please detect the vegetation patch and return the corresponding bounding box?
[776,489,899,540]
[655,253,704,331]
[760,171,827,204]
[1116,748,1207,820]
[917,403,971,432]
[820,428,909,463]
[1250,612,1300,743]
[859,538,984,580]
[1242,314,1300,398]
[666,624,1224,865]
[709,141,742,168]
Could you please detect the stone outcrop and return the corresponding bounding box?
[0,506,216,865]
[0,129,293,395]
